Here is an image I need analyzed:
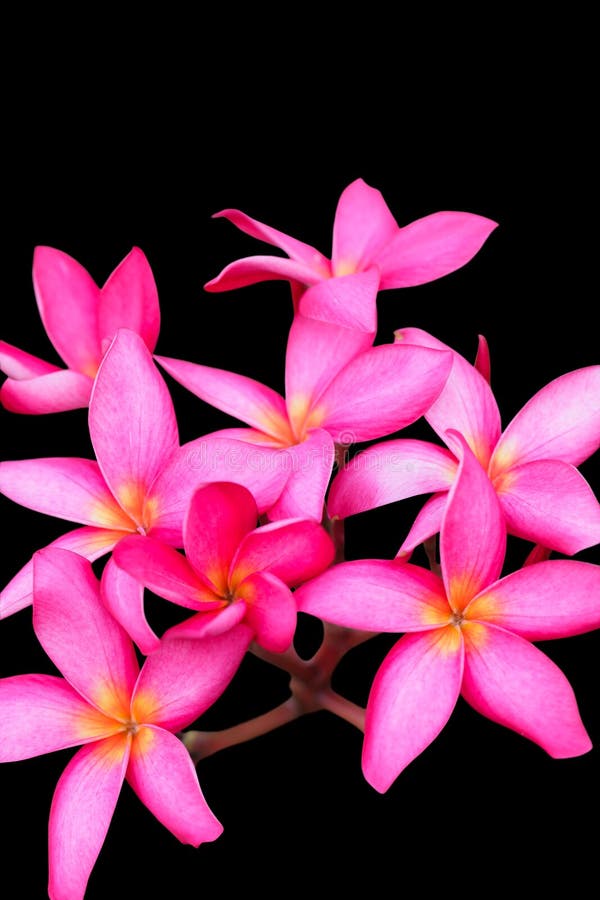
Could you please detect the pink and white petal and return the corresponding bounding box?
[193,426,287,447]
[132,626,253,732]
[441,433,505,612]
[155,353,291,442]
[101,557,161,657]
[48,734,130,900]
[112,535,220,610]
[363,627,464,792]
[163,604,247,641]
[395,327,500,468]
[211,207,330,269]
[467,560,600,640]
[127,725,222,844]
[375,211,498,289]
[230,518,334,589]
[98,248,160,353]
[90,330,179,514]
[0,675,123,761]
[295,559,449,631]
[318,344,452,442]
[33,246,102,375]
[204,255,326,293]
[0,340,60,378]
[396,492,448,558]
[265,428,335,521]
[235,571,297,652]
[185,483,258,593]
[0,526,123,619]
[474,334,491,384]
[0,369,93,414]
[328,439,457,519]
[298,267,380,335]
[0,457,133,528]
[491,366,600,471]
[34,550,139,716]
[331,179,399,275]
[461,622,592,757]
[496,459,600,555]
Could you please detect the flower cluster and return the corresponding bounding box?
[1,179,598,899]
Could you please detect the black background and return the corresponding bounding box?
[1,57,598,897]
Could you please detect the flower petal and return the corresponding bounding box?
[331,179,399,275]
[461,622,592,757]
[132,628,252,732]
[48,734,130,900]
[264,428,335,522]
[467,560,600,640]
[97,247,160,353]
[491,366,600,471]
[33,245,102,375]
[235,571,297,652]
[496,459,600,555]
[298,268,379,335]
[211,207,330,268]
[318,343,452,442]
[397,493,448,557]
[127,725,222,844]
[295,559,449,631]
[375,211,498,289]
[34,550,139,717]
[441,432,505,612]
[328,438,457,519]
[363,628,464,792]
[164,604,248,641]
[100,557,161,656]
[474,334,491,384]
[0,675,123,761]
[204,255,325,292]
[231,518,334,590]
[0,339,59,378]
[0,369,93,414]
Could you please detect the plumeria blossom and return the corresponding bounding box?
[204,178,498,307]
[0,549,251,900]
[329,328,600,556]
[0,329,289,623]
[156,276,453,522]
[113,482,334,652]
[0,246,160,413]
[297,432,600,792]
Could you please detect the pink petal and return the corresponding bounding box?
[496,459,600,554]
[298,267,380,335]
[264,427,335,521]
[318,343,452,442]
[0,675,122,761]
[235,571,297,651]
[126,725,222,844]
[132,627,253,731]
[100,557,161,656]
[204,255,326,292]
[524,544,552,566]
[331,178,399,275]
[0,526,123,619]
[155,353,292,442]
[0,457,133,528]
[295,559,449,631]
[211,207,330,269]
[33,550,139,717]
[0,368,93,414]
[461,622,592,757]
[164,603,248,641]
[185,482,258,593]
[0,340,59,378]
[363,627,464,792]
[491,366,600,471]
[467,560,600,640]
[395,327,501,468]
[90,329,179,521]
[231,518,334,590]
[97,247,160,353]
[328,438,457,519]
[48,734,130,900]
[440,432,505,612]
[474,334,491,384]
[33,245,101,375]
[397,493,448,557]
[375,211,498,289]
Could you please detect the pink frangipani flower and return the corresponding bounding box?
[0,246,160,414]
[113,482,334,652]
[204,178,498,306]
[296,432,599,792]
[0,329,289,624]
[156,278,453,522]
[0,548,250,900]
[329,329,600,556]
